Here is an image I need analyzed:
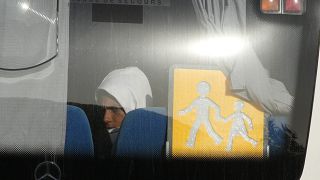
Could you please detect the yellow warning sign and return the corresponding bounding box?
[171,68,264,159]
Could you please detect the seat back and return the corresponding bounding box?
[115,107,167,158]
[268,116,293,156]
[65,105,94,157]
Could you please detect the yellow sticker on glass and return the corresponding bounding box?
[171,68,264,159]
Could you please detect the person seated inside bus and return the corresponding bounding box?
[95,66,153,154]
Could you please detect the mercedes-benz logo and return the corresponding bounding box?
[34,161,61,180]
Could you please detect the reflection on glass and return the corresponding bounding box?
[0,0,58,70]
[18,1,57,24]
[19,2,30,10]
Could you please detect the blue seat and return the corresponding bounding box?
[65,105,94,157]
[115,107,167,158]
[268,116,299,156]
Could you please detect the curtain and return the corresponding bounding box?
[192,0,293,114]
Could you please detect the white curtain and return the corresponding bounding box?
[192,0,293,114]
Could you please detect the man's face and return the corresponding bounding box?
[101,96,126,129]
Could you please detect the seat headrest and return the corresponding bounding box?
[115,107,167,158]
[65,105,94,157]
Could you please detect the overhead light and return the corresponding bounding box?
[261,0,306,15]
[261,0,281,13]
[283,0,305,14]
[189,36,247,58]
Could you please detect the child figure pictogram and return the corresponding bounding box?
[179,81,223,147]
[224,100,258,152]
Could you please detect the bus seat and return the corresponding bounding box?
[115,107,167,158]
[65,105,94,157]
[268,116,293,156]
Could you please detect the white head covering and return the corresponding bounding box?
[95,67,153,113]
